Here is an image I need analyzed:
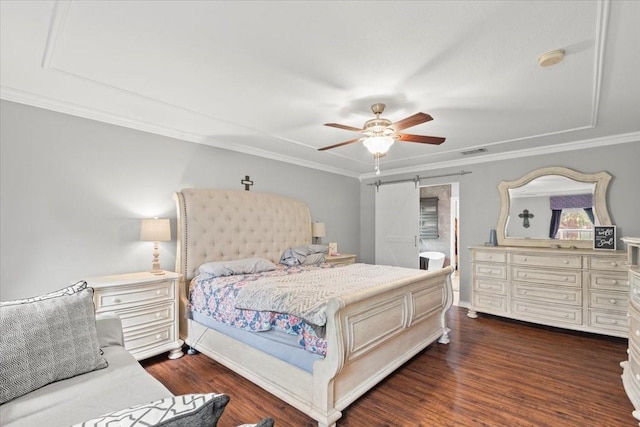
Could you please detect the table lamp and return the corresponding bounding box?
[140,218,171,275]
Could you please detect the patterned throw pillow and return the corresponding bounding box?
[0,285,108,404]
[0,280,87,306]
[72,393,231,427]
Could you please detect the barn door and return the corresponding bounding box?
[375,181,419,268]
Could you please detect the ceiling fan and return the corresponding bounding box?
[318,103,446,154]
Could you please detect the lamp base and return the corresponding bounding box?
[150,269,166,275]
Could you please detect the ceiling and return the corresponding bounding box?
[1,1,639,179]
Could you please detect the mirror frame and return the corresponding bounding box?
[496,166,612,248]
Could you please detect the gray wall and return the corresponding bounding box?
[1,101,360,300]
[360,142,640,306]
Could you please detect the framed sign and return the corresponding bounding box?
[593,225,616,250]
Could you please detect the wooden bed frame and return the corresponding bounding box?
[174,189,453,427]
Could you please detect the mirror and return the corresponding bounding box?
[496,167,612,248]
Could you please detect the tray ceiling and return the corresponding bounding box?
[1,0,639,178]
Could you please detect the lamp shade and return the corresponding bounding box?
[363,136,394,154]
[312,222,326,238]
[140,218,171,242]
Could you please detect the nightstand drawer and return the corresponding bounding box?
[326,254,356,266]
[117,302,175,331]
[472,251,506,263]
[94,281,174,311]
[123,324,175,354]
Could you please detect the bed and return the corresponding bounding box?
[174,188,454,427]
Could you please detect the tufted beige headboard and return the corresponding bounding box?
[173,189,312,282]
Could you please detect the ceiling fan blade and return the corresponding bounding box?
[317,138,361,151]
[398,133,446,145]
[324,123,364,132]
[391,113,433,131]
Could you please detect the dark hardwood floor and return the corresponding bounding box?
[141,307,633,426]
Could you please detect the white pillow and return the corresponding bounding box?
[198,257,276,277]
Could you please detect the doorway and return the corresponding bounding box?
[419,182,460,305]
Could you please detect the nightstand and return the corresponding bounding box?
[326,254,357,266]
[86,271,184,361]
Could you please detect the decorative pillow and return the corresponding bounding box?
[237,418,275,427]
[0,286,108,404]
[0,280,87,306]
[199,257,277,277]
[72,393,230,427]
[279,245,328,266]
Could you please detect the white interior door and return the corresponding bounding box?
[375,181,419,268]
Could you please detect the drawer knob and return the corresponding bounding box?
[612,280,618,285]
[522,273,528,278]
[488,255,492,259]
[563,260,569,264]
[156,290,162,296]
[523,257,528,262]
[156,312,161,318]
[113,298,121,304]
[636,374,640,381]
[562,295,568,299]
[563,277,569,281]
[610,299,617,305]
[156,334,162,339]
[611,262,618,267]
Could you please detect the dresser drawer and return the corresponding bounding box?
[587,271,628,290]
[587,255,628,271]
[511,253,581,269]
[123,323,176,354]
[94,281,174,311]
[472,250,507,263]
[511,266,581,288]
[116,302,175,331]
[588,290,628,311]
[473,263,507,280]
[473,292,507,312]
[631,272,640,309]
[512,282,582,306]
[588,310,628,335]
[473,277,507,295]
[511,299,582,325]
[629,307,640,343]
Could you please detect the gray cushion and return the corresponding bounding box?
[0,286,108,404]
[72,393,230,427]
[199,257,277,277]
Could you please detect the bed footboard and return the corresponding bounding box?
[181,266,453,427]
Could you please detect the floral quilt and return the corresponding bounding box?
[188,264,333,355]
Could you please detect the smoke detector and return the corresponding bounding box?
[539,49,565,67]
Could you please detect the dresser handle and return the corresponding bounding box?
[610,299,617,305]
[612,280,618,285]
[522,273,528,278]
[156,290,162,296]
[611,262,618,267]
[563,277,569,281]
[563,260,569,264]
[113,298,121,304]
[156,312,161,318]
[156,334,162,339]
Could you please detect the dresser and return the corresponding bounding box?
[621,237,640,424]
[87,271,184,360]
[468,246,629,337]
[326,253,357,266]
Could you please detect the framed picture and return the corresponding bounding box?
[593,225,616,250]
[328,242,338,256]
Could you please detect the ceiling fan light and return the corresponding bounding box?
[363,136,394,154]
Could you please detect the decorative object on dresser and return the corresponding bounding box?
[86,271,184,360]
[468,246,629,337]
[621,236,640,425]
[140,218,172,275]
[325,253,357,266]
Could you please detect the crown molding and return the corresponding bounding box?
[358,131,640,181]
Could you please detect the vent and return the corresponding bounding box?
[461,148,488,156]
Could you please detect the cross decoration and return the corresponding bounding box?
[519,209,534,228]
[241,175,254,191]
